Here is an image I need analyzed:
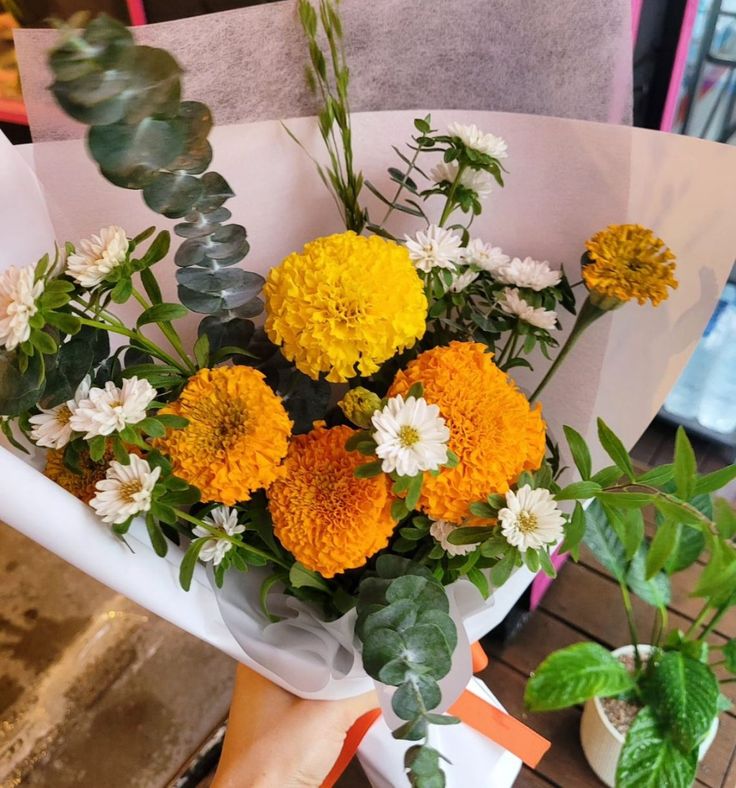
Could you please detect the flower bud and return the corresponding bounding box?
[339,387,382,429]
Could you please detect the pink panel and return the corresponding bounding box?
[661,0,699,131]
[632,0,644,38]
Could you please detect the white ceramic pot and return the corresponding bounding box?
[579,645,719,787]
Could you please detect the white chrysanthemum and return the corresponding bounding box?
[449,269,479,293]
[66,226,129,288]
[430,162,494,200]
[90,454,161,525]
[0,265,44,351]
[194,506,246,566]
[500,288,558,331]
[429,519,475,557]
[70,376,156,438]
[498,485,565,553]
[494,257,562,291]
[405,225,463,273]
[29,375,91,449]
[447,122,508,159]
[462,239,510,275]
[372,394,450,477]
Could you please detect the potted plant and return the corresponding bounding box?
[525,425,736,787]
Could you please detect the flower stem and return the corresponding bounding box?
[131,287,196,373]
[174,509,291,570]
[438,163,467,227]
[529,296,605,403]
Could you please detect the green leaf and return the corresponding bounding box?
[591,464,623,487]
[446,526,494,545]
[723,639,736,673]
[30,330,57,356]
[597,418,635,481]
[626,546,671,608]
[288,562,330,592]
[647,650,719,752]
[693,464,736,496]
[355,461,383,479]
[714,497,736,539]
[537,549,557,578]
[407,381,424,400]
[653,497,703,525]
[468,501,497,519]
[386,576,449,612]
[555,480,601,501]
[524,642,635,711]
[637,464,675,487]
[402,624,452,678]
[392,676,441,720]
[193,332,210,368]
[490,551,516,587]
[603,505,644,561]
[560,502,586,559]
[88,434,106,462]
[616,707,697,788]
[645,520,680,579]
[392,716,428,742]
[673,427,697,501]
[44,311,81,335]
[145,513,168,557]
[139,266,163,304]
[110,277,132,304]
[692,540,736,600]
[563,424,592,480]
[467,567,490,598]
[137,302,189,327]
[582,500,627,582]
[179,537,208,591]
[595,491,655,508]
[137,417,166,438]
[363,628,405,677]
[156,413,189,430]
[665,524,705,574]
[405,473,423,512]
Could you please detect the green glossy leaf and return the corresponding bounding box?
[137,302,189,327]
[714,497,736,539]
[665,524,705,574]
[693,464,736,496]
[145,513,168,557]
[288,562,330,592]
[647,650,719,752]
[626,546,671,608]
[673,427,697,501]
[597,418,635,481]
[362,628,405,677]
[616,707,697,788]
[179,537,208,591]
[555,480,601,501]
[490,551,516,587]
[591,464,623,488]
[582,500,627,582]
[560,502,585,559]
[563,424,592,480]
[603,505,644,561]
[723,639,736,674]
[637,463,675,487]
[446,526,494,545]
[646,520,680,579]
[525,642,635,711]
[355,461,383,478]
[653,497,702,525]
[595,491,655,508]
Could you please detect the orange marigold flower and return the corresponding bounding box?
[156,366,292,506]
[389,342,546,522]
[268,424,395,578]
[44,441,136,503]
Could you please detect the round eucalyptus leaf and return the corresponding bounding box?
[168,140,213,176]
[63,69,129,108]
[197,315,254,355]
[174,238,207,267]
[402,624,453,678]
[228,297,263,319]
[143,172,204,219]
[52,84,128,126]
[119,46,182,124]
[176,284,223,314]
[392,676,441,720]
[362,628,406,678]
[195,172,235,211]
[177,267,263,298]
[207,224,249,260]
[89,116,185,180]
[174,207,232,238]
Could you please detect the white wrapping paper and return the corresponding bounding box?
[2,112,735,707]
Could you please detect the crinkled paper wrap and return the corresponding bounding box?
[2,103,736,712]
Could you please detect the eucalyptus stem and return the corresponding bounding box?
[131,287,196,373]
[529,296,605,403]
[174,509,291,570]
[437,163,467,227]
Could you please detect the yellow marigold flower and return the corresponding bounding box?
[156,366,292,506]
[268,424,396,578]
[263,232,428,383]
[582,224,678,307]
[44,441,134,503]
[338,386,382,429]
[389,342,546,523]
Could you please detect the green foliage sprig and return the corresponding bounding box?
[357,555,460,787]
[525,421,736,788]
[48,15,264,327]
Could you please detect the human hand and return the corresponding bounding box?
[212,663,377,788]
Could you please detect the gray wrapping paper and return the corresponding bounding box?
[15,0,632,143]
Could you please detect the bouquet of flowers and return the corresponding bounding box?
[2,4,736,786]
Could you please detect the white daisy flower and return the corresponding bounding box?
[90,454,161,525]
[194,506,246,566]
[449,269,479,293]
[494,257,562,291]
[70,376,157,439]
[430,162,494,200]
[447,122,508,159]
[66,225,129,288]
[29,375,91,449]
[462,239,510,275]
[372,394,450,477]
[429,519,475,557]
[498,485,565,553]
[500,288,558,331]
[405,225,463,273]
[0,265,44,351]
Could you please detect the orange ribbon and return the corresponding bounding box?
[321,643,550,788]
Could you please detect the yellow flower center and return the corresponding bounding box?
[188,399,250,453]
[119,479,143,503]
[56,405,72,425]
[517,510,538,533]
[398,425,421,448]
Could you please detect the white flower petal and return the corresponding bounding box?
[499,288,558,331]
[429,519,475,557]
[404,225,463,273]
[66,226,130,288]
[494,257,562,291]
[0,265,43,352]
[498,484,565,553]
[70,376,157,439]
[447,122,508,159]
[89,454,160,525]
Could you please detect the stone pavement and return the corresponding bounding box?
[0,523,235,788]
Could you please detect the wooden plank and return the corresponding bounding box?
[515,765,558,787]
[478,660,598,788]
